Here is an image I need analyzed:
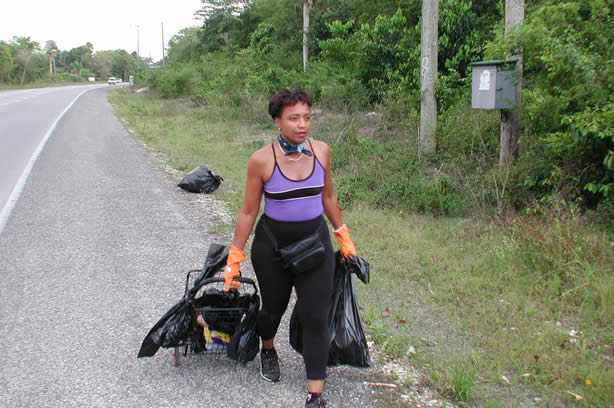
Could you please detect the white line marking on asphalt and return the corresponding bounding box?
[0,87,97,235]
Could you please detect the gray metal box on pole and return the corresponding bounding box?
[470,60,519,110]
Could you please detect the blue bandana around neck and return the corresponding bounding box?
[278,134,313,156]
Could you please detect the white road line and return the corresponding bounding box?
[0,87,97,234]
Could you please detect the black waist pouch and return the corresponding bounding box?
[262,219,326,274]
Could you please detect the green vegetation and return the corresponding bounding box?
[0,37,142,87]
[105,0,612,406]
[133,0,612,215]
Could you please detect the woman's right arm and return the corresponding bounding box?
[231,152,265,251]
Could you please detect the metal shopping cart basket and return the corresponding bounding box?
[172,269,259,366]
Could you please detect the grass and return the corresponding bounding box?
[108,88,614,407]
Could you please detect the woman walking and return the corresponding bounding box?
[223,88,358,407]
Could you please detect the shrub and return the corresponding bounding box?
[484,0,614,206]
[150,63,202,99]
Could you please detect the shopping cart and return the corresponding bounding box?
[172,269,259,366]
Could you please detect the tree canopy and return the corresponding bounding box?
[0,37,143,84]
[140,0,612,210]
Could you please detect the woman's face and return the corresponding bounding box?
[274,102,311,145]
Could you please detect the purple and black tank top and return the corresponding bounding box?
[263,141,324,222]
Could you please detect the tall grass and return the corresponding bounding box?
[108,88,614,407]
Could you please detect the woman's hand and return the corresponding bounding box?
[224,245,246,291]
[333,224,357,258]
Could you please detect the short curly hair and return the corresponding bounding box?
[268,88,312,119]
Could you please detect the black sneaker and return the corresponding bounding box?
[305,394,326,407]
[260,348,280,382]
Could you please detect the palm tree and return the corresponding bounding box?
[44,40,59,75]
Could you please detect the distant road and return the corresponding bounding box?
[0,84,106,231]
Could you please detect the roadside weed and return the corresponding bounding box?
[445,362,475,402]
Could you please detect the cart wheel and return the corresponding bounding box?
[173,345,190,367]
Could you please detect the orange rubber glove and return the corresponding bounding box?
[333,224,357,259]
[224,245,246,291]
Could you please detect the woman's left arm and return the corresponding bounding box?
[319,141,343,230]
[319,140,357,258]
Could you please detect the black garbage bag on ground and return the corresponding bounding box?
[289,252,371,367]
[177,166,223,194]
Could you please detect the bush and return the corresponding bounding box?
[330,130,468,216]
[303,61,369,111]
[145,63,202,99]
[53,72,82,82]
[484,0,614,206]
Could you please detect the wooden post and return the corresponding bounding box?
[302,0,312,73]
[500,0,524,167]
[137,25,140,70]
[161,22,165,62]
[419,0,439,155]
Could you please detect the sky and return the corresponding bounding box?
[0,0,204,62]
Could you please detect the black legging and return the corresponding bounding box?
[250,214,335,380]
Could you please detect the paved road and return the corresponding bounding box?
[0,88,380,407]
[0,85,107,228]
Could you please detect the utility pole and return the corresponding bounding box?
[302,0,314,73]
[161,22,165,62]
[419,0,439,155]
[500,0,524,167]
[137,25,140,70]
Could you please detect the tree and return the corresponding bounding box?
[197,1,249,53]
[110,50,137,81]
[70,44,94,75]
[196,0,250,20]
[167,27,203,62]
[11,36,40,85]
[43,40,59,75]
[0,42,13,85]
[56,50,72,70]
[486,0,614,203]
[92,51,113,79]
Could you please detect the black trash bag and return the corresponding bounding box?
[189,319,207,354]
[177,166,223,194]
[328,252,372,367]
[192,243,229,288]
[345,254,370,284]
[227,292,261,364]
[289,252,372,367]
[192,288,242,333]
[138,245,235,359]
[138,299,195,358]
